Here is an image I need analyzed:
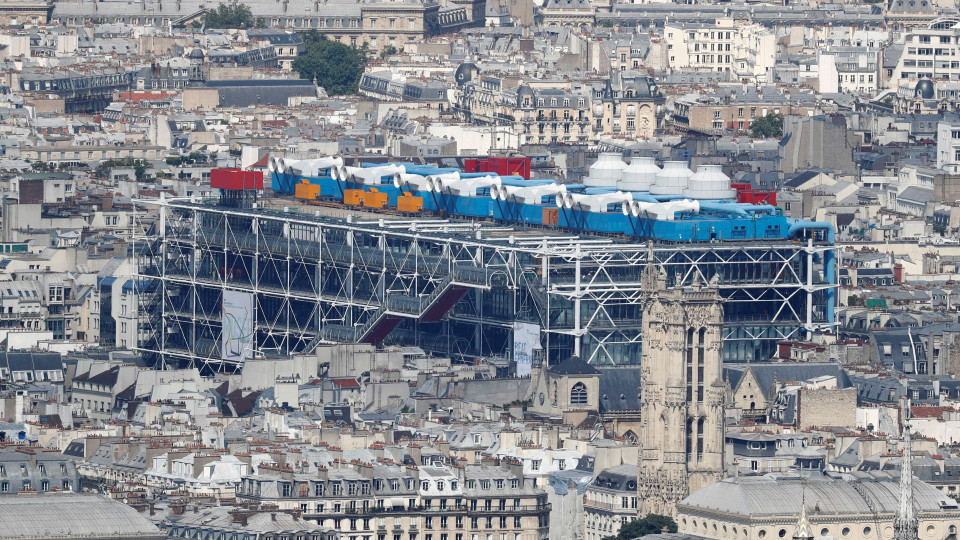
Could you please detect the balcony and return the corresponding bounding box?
[583,499,634,513]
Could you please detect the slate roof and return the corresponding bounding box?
[597,367,642,412]
[723,363,851,401]
[899,186,933,205]
[590,464,638,493]
[783,170,821,189]
[0,352,63,373]
[201,79,317,108]
[0,493,162,538]
[549,356,600,376]
[680,475,956,516]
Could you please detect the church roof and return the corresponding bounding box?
[679,476,956,517]
[549,356,600,376]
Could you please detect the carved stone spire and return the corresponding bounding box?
[793,506,814,540]
[894,401,918,540]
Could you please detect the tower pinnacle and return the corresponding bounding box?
[893,402,918,540]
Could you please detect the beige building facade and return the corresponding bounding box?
[637,266,725,518]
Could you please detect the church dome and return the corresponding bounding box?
[915,78,934,99]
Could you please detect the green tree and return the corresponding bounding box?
[31,161,49,172]
[203,2,255,29]
[379,45,399,59]
[749,112,784,139]
[603,514,678,540]
[293,30,368,95]
[134,162,149,181]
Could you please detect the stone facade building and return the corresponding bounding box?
[637,265,725,518]
[236,462,551,540]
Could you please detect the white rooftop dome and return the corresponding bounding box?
[618,157,660,192]
[649,161,693,196]
[584,152,627,188]
[684,164,736,200]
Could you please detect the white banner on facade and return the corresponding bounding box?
[222,290,254,362]
[513,322,541,377]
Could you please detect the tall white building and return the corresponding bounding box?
[893,18,960,85]
[818,47,880,94]
[936,120,960,172]
[664,18,775,82]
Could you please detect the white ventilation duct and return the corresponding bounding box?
[331,165,359,181]
[649,161,693,196]
[267,156,279,173]
[288,157,344,177]
[496,184,565,204]
[394,173,432,191]
[683,164,736,200]
[628,199,700,220]
[436,176,501,196]
[583,152,627,188]
[562,191,633,213]
[618,157,660,192]
[348,165,406,185]
[277,157,297,174]
[427,172,462,192]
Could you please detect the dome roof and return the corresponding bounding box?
[454,63,478,86]
[189,48,205,59]
[915,78,934,99]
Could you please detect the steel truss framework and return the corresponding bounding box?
[134,199,836,372]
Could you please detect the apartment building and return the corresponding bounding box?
[515,86,594,145]
[591,72,664,140]
[0,447,81,494]
[672,87,819,135]
[937,120,960,173]
[664,19,775,82]
[236,462,551,540]
[582,464,638,540]
[893,18,960,84]
[452,65,662,143]
[818,47,880,94]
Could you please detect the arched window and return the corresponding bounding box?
[571,382,588,405]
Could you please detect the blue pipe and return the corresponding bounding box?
[699,201,748,216]
[739,204,777,214]
[410,167,461,175]
[701,201,777,214]
[629,192,659,203]
[585,187,618,195]
[562,184,587,193]
[360,162,417,168]
[825,248,836,324]
[651,194,686,201]
[787,221,836,244]
[500,178,554,187]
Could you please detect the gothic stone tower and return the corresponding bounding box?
[637,265,725,518]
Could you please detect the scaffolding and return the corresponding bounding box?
[135,197,836,372]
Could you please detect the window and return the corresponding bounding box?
[531,460,541,471]
[422,481,430,491]
[570,382,587,405]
